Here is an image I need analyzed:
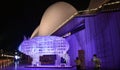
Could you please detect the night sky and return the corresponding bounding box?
[0,0,90,52]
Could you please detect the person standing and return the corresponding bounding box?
[92,54,101,70]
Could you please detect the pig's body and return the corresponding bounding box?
[19,36,70,66]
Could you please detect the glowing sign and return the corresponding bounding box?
[18,36,70,66]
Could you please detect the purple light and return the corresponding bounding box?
[18,36,70,66]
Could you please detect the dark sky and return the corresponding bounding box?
[0,0,90,52]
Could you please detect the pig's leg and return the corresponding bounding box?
[55,55,61,66]
[31,55,40,66]
[62,53,70,66]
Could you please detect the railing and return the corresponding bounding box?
[77,1,120,17]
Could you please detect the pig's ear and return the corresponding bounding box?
[23,35,27,40]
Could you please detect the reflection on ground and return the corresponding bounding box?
[1,62,76,70]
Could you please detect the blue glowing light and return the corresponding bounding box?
[15,55,20,60]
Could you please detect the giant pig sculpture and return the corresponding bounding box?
[18,36,70,66]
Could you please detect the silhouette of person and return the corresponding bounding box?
[92,54,101,70]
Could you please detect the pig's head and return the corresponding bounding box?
[18,36,38,57]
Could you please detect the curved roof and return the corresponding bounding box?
[31,2,77,38]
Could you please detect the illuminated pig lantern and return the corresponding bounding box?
[18,36,70,66]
